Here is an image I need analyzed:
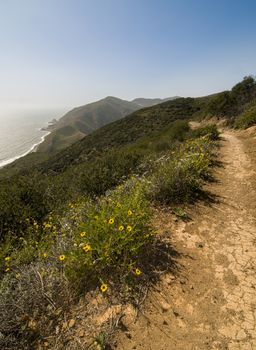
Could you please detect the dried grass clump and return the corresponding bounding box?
[0,261,72,350]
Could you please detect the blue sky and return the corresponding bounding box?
[0,0,255,108]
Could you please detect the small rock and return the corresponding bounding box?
[164,274,175,284]
[28,319,37,330]
[77,329,85,337]
[55,325,60,335]
[236,329,246,340]
[62,321,68,330]
[160,301,171,312]
[68,319,76,328]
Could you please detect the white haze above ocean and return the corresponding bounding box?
[0,106,67,168]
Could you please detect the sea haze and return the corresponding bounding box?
[0,106,66,168]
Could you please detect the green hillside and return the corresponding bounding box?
[38,96,177,153]
[0,77,255,238]
[40,97,201,172]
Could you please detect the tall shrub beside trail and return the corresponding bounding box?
[148,137,214,204]
[191,124,220,141]
[61,178,154,289]
[235,105,256,129]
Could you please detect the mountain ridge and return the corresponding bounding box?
[38,96,179,153]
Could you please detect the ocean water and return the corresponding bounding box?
[0,106,66,168]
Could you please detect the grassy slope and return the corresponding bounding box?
[39,97,204,173]
[38,97,141,153]
[0,77,255,239]
[38,96,178,154]
[2,77,256,179]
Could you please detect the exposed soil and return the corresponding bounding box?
[113,129,256,350]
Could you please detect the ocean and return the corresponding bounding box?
[0,106,66,168]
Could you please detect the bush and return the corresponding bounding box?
[235,105,256,129]
[11,179,154,294]
[192,124,220,140]
[0,262,71,350]
[66,179,154,289]
[148,137,213,204]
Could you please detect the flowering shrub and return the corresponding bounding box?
[62,178,154,288]
[9,178,154,293]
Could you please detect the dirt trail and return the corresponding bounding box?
[114,131,256,350]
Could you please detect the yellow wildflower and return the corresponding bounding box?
[59,255,66,261]
[128,210,133,216]
[80,231,86,237]
[43,252,48,258]
[119,225,124,231]
[5,256,11,261]
[116,202,122,208]
[108,218,114,224]
[135,268,141,276]
[83,244,92,252]
[127,226,132,232]
[100,283,108,293]
[5,267,10,272]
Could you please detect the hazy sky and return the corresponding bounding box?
[0,0,255,108]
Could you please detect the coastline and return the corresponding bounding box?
[0,130,51,169]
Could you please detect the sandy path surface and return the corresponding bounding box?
[114,131,256,350]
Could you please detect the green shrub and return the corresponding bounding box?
[66,179,153,288]
[148,137,213,204]
[14,179,154,293]
[235,105,256,129]
[192,124,220,140]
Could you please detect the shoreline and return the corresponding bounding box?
[0,130,51,169]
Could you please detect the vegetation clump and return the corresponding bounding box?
[191,124,220,140]
[148,137,214,204]
[234,104,256,129]
[206,76,256,120]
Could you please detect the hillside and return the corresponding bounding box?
[38,96,177,153]
[131,96,179,107]
[0,77,256,349]
[39,97,201,172]
[0,77,255,228]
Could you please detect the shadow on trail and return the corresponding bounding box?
[138,238,189,286]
